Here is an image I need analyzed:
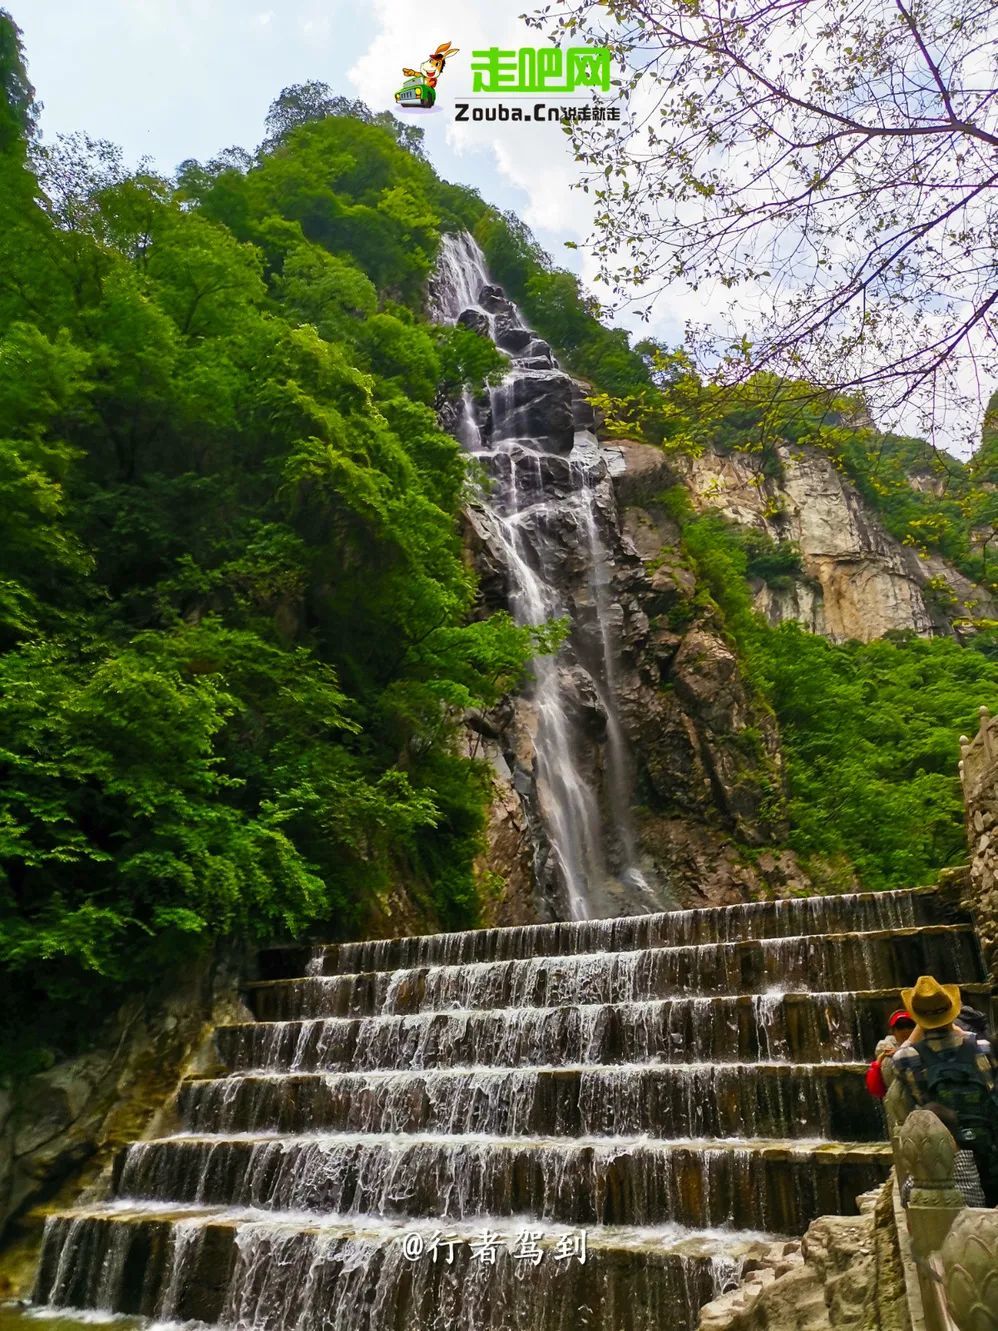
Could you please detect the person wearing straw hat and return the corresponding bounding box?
[892,975,998,1206]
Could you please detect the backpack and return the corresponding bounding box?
[865,1057,888,1099]
[913,1036,998,1148]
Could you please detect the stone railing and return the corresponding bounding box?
[876,706,998,1331]
[959,705,998,982]
[888,1104,998,1331]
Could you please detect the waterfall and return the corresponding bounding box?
[27,883,980,1331]
[17,220,988,1331]
[430,232,661,920]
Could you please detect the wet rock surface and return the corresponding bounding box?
[489,370,576,454]
[433,235,675,919]
[437,239,820,913]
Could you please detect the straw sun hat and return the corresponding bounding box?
[901,975,962,1030]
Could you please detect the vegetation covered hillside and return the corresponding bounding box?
[0,15,996,1072]
[0,34,545,1068]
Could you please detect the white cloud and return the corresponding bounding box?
[347,1,592,241]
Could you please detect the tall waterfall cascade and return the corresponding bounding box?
[17,235,991,1331]
[430,232,666,921]
[26,888,986,1330]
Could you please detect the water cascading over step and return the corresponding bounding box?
[19,237,991,1331]
[430,232,667,921]
[28,886,986,1331]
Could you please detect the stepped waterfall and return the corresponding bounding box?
[18,237,991,1331]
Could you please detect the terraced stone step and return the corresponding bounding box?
[177,1062,875,1140]
[33,1207,771,1331]
[218,985,993,1073]
[113,1131,891,1234]
[246,925,981,1020]
[257,888,949,979]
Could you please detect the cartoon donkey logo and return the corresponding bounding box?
[395,41,460,109]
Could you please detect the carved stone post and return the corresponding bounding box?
[940,1209,998,1331]
[897,1110,966,1252]
[884,1078,908,1140]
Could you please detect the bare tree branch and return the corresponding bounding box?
[526,0,998,445]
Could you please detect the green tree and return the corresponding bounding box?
[0,8,36,152]
[0,87,537,1072]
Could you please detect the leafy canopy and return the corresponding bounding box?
[0,71,537,1071]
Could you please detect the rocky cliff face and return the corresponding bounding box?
[604,441,816,906]
[435,235,993,921]
[960,707,998,983]
[677,444,994,642]
[465,445,811,916]
[0,949,250,1295]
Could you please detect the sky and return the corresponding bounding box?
[13,2,990,454]
[16,0,678,338]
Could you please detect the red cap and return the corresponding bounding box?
[889,1008,915,1028]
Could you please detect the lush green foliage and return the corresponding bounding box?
[668,499,998,890]
[582,347,996,604]
[755,628,995,890]
[1,17,994,1073]
[0,44,535,1068]
[473,210,658,410]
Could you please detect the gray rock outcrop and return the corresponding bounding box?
[677,444,995,642]
[698,1182,911,1331]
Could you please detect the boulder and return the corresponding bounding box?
[605,439,675,506]
[477,284,509,312]
[493,312,532,353]
[457,307,490,339]
[697,1181,909,1331]
[479,448,597,503]
[558,664,609,738]
[491,370,575,454]
[513,355,555,371]
[571,381,603,432]
[648,558,696,611]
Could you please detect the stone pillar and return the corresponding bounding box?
[895,1111,967,1331]
[959,706,998,983]
[896,1110,966,1245]
[939,1208,998,1331]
